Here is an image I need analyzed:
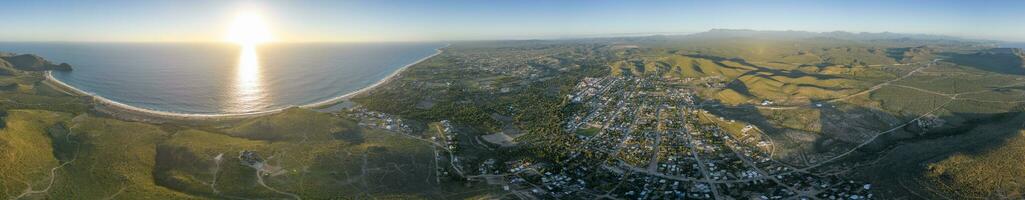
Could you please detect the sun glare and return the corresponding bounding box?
[226,12,272,45]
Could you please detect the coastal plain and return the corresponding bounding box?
[2,30,1025,199]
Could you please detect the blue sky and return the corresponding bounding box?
[2,0,1024,42]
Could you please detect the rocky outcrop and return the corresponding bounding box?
[895,46,937,63]
[0,54,73,71]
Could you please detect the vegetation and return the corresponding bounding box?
[926,130,1025,198]
[353,42,611,163]
[223,108,358,141]
[156,127,447,199]
[2,31,1025,199]
[869,85,952,118]
[0,52,503,199]
[0,110,68,198]
[946,48,1025,75]
[46,115,196,199]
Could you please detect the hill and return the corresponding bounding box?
[0,54,72,71]
[0,52,499,199]
[222,108,360,141]
[1,33,1024,199]
[948,48,1025,75]
[926,129,1025,198]
[0,110,70,198]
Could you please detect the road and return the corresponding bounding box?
[799,101,957,170]
[433,123,465,177]
[748,60,938,111]
[682,109,723,199]
[797,76,1025,170]
[255,169,301,200]
[706,113,819,199]
[645,106,665,173]
[687,136,723,199]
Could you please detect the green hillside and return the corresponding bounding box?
[0,54,495,199]
[927,130,1025,198]
[45,115,197,199]
[223,108,359,141]
[2,32,1025,199]
[947,48,1025,75]
[0,110,68,198]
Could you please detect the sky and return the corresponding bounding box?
[1,0,1024,42]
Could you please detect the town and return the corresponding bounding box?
[347,74,876,199]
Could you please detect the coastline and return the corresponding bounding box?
[43,44,448,121]
[301,43,448,109]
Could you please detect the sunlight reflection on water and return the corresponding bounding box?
[11,42,445,114]
[230,45,265,112]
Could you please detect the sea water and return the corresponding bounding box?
[0,42,444,114]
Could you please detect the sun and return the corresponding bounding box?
[226,12,273,45]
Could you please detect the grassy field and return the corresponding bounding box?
[735,73,862,102]
[46,115,197,199]
[894,62,1025,94]
[156,127,447,199]
[713,88,751,105]
[0,107,498,199]
[575,127,600,137]
[0,110,69,198]
[223,108,359,141]
[926,130,1025,198]
[851,113,1025,199]
[0,62,502,199]
[757,108,822,133]
[869,85,952,118]
[606,44,910,106]
[1,35,1024,199]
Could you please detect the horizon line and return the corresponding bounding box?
[2,29,1023,43]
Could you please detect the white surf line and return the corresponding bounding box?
[45,71,287,120]
[43,44,450,120]
[303,43,450,109]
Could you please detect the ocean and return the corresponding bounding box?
[0,42,445,114]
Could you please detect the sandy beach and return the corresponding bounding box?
[301,43,448,109]
[43,44,448,122]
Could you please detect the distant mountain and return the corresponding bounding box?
[684,29,975,41]
[607,29,997,48]
[684,29,822,39]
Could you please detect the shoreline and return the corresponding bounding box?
[43,44,448,121]
[301,43,447,109]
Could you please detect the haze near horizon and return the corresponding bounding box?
[2,0,1025,42]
